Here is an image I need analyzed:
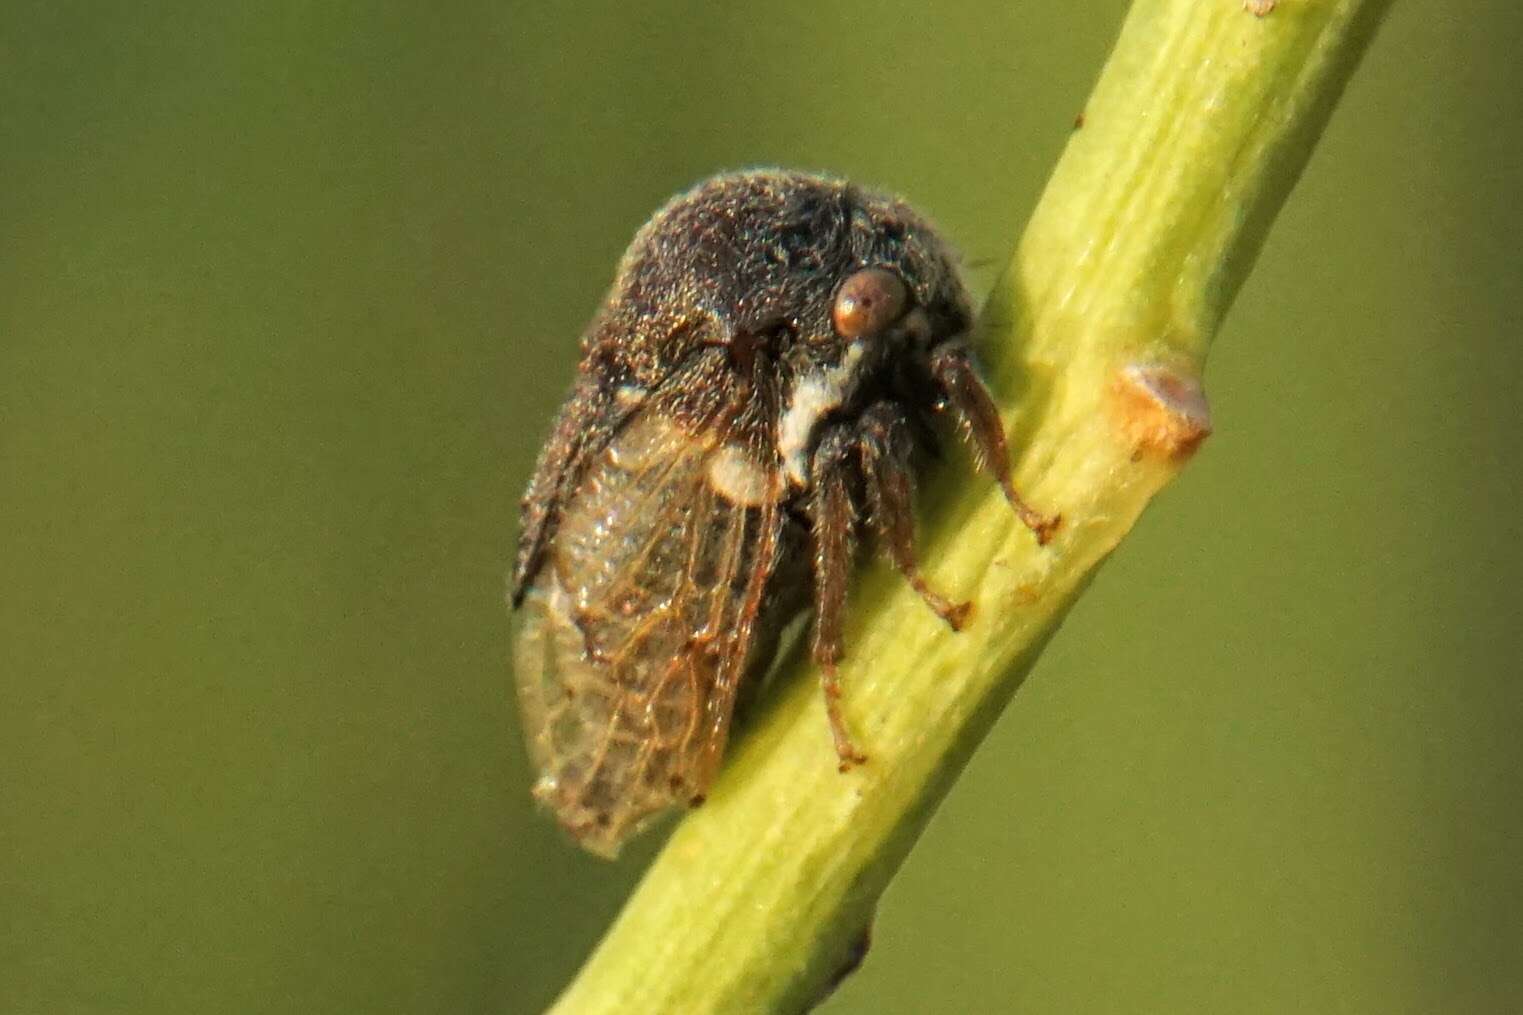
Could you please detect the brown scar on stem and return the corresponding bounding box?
[1243,0,1276,16]
[1110,362,1213,460]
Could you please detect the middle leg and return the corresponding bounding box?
[857,401,972,631]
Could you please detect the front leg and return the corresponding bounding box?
[808,426,869,770]
[928,341,1060,544]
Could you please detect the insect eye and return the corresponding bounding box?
[831,267,909,339]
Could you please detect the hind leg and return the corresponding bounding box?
[807,426,869,770]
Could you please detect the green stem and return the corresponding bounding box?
[550,1,1392,1011]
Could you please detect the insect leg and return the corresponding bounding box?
[857,401,972,631]
[809,426,869,770]
[927,341,1060,544]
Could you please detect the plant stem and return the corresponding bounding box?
[550,1,1393,1011]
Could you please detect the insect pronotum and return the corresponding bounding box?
[511,170,1055,857]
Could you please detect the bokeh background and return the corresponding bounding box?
[4,2,1520,1012]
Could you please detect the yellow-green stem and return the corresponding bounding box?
[551,1,1392,1011]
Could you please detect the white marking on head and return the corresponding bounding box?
[706,444,780,506]
[778,342,866,487]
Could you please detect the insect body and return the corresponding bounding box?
[512,170,1054,857]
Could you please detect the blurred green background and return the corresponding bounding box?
[3,2,1520,1012]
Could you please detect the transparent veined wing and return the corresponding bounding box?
[513,357,783,857]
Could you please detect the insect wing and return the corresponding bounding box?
[514,384,780,856]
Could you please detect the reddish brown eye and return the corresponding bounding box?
[831,267,909,339]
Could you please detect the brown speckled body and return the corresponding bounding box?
[511,170,1054,857]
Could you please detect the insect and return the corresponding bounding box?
[511,170,1056,857]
